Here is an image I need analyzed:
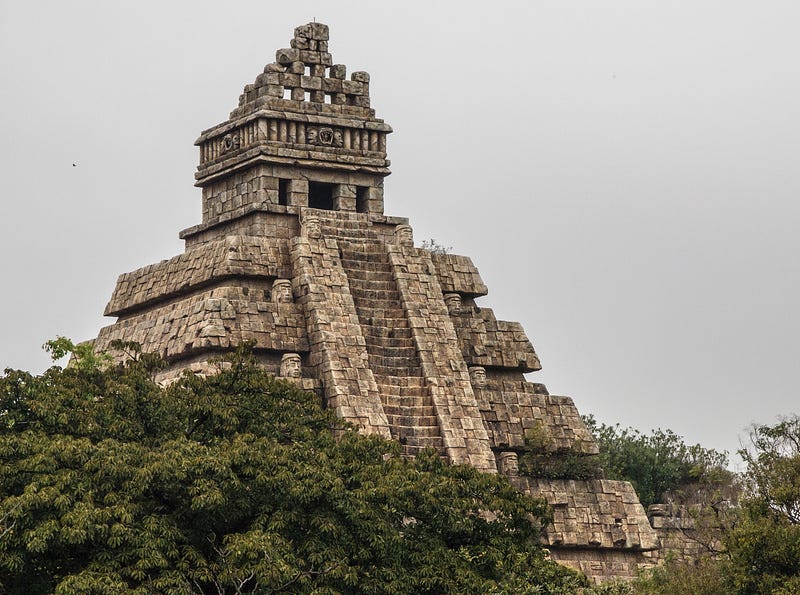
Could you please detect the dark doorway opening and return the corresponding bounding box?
[356,186,369,213]
[308,182,335,210]
[278,179,289,206]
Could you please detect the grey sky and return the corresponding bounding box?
[2,1,798,465]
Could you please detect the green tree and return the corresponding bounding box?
[583,416,730,508]
[722,417,800,594]
[595,416,800,595]
[518,423,603,481]
[419,239,452,254]
[0,342,585,594]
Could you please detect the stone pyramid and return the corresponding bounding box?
[92,22,659,582]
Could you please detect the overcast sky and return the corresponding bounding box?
[2,1,798,466]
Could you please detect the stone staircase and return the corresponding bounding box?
[338,239,445,458]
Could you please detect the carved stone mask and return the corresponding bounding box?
[319,128,334,145]
[498,452,519,476]
[303,216,322,239]
[395,225,413,247]
[221,133,240,153]
[307,128,318,144]
[469,366,487,390]
[444,293,462,315]
[272,279,293,304]
[280,353,302,378]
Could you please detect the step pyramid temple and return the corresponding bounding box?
[91,22,663,582]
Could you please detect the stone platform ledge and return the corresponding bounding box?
[194,149,390,186]
[179,205,405,240]
[196,109,392,144]
[229,97,377,123]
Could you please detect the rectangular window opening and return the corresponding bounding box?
[308,181,335,211]
[283,87,292,100]
[278,179,289,206]
[356,186,369,213]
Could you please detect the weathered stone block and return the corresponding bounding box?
[300,75,322,90]
[299,50,321,64]
[342,80,364,95]
[329,64,346,79]
[323,78,344,93]
[275,48,300,64]
[307,22,329,40]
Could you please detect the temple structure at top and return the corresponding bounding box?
[92,22,662,582]
[187,21,390,240]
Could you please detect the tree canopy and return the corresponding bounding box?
[0,341,584,594]
[583,416,730,508]
[587,416,800,595]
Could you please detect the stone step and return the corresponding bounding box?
[399,435,445,450]
[339,254,390,266]
[383,404,436,417]
[365,345,417,360]
[338,236,383,245]
[339,240,386,249]
[330,231,379,242]
[378,392,429,405]
[339,255,388,266]
[343,269,395,283]
[386,414,439,428]
[348,287,401,302]
[341,265,391,275]
[347,278,396,291]
[331,224,377,232]
[363,327,413,340]
[370,363,423,377]
[401,445,447,459]
[376,381,426,393]
[360,335,415,349]
[379,389,429,401]
[342,264,394,287]
[360,322,411,336]
[339,245,386,255]
[356,312,408,329]
[394,422,441,437]
[363,324,413,334]
[362,336,414,349]
[365,339,416,352]
[354,302,405,313]
[368,353,419,368]
[376,376,426,387]
[380,379,428,389]
[350,290,405,314]
[355,305,406,317]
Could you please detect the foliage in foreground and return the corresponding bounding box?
[0,341,585,594]
[519,423,603,481]
[583,415,731,508]
[585,416,800,595]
